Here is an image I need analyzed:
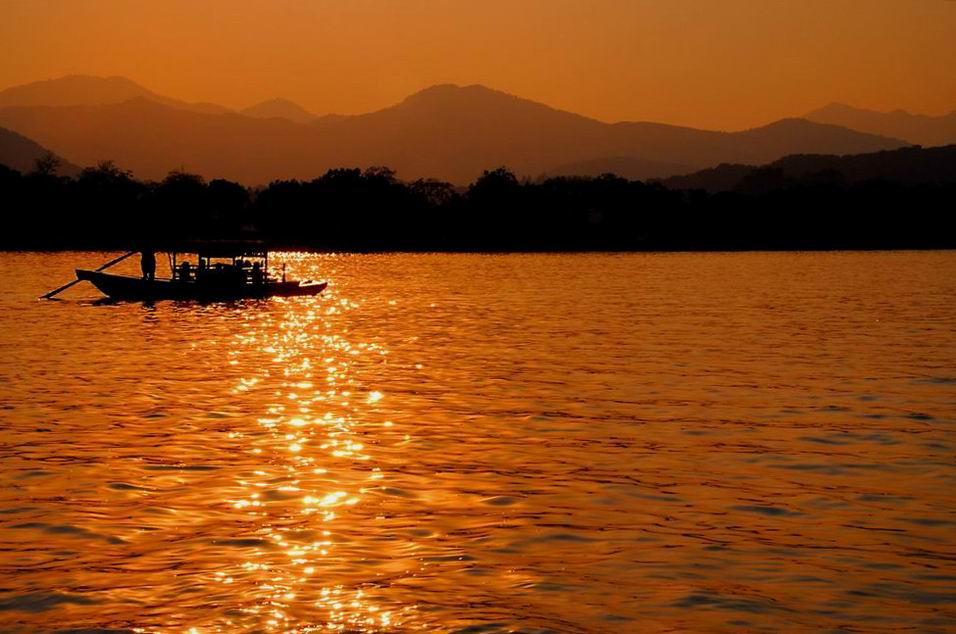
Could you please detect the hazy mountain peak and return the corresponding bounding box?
[809,102,865,117]
[0,75,231,115]
[252,97,305,107]
[407,83,463,95]
[806,101,956,147]
[754,117,815,130]
[737,118,908,156]
[241,98,316,124]
[406,83,498,95]
[386,82,599,132]
[397,83,547,110]
[0,75,156,108]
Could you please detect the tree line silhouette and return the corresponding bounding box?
[2,155,954,251]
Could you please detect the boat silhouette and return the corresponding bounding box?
[57,241,327,301]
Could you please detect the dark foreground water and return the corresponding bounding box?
[0,252,955,633]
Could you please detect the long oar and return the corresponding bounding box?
[41,251,138,299]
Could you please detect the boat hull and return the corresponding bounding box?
[75,270,327,301]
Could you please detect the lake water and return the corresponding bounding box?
[1,251,955,633]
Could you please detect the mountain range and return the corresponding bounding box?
[805,103,956,148]
[661,145,956,193]
[0,75,230,115]
[0,75,950,185]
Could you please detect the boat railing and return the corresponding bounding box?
[170,262,273,286]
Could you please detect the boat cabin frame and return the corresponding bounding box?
[165,240,286,285]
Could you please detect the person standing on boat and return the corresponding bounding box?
[140,250,156,281]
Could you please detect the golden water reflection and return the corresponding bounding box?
[214,295,412,632]
[1,252,955,633]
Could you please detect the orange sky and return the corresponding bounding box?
[2,0,955,130]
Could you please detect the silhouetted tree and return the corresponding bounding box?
[208,178,251,231]
[32,152,62,177]
[410,178,457,207]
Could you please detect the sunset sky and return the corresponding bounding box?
[2,0,955,130]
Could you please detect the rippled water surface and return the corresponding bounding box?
[1,251,955,633]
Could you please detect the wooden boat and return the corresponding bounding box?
[75,269,326,301]
[66,241,327,302]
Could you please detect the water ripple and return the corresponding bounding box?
[0,251,955,632]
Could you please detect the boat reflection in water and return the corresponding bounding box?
[75,241,327,301]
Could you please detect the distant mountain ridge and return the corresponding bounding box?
[543,156,694,181]
[0,75,231,115]
[241,98,317,124]
[0,76,911,184]
[806,102,956,148]
[661,145,956,193]
[0,76,330,126]
[0,125,80,176]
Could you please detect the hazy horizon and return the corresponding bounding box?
[2,0,955,130]
[3,73,955,131]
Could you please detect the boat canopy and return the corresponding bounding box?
[157,240,269,258]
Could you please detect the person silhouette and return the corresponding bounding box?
[141,250,156,281]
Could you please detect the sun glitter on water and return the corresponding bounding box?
[215,289,413,632]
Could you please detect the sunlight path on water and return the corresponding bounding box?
[203,283,412,632]
[0,252,955,633]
